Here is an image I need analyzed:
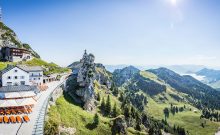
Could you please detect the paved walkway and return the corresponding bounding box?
[0,76,67,135]
[216,131,220,135]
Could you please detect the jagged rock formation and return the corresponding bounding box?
[67,50,112,112]
[76,50,96,111]
[68,51,111,112]
[0,22,40,58]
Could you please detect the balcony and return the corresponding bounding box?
[30,75,43,77]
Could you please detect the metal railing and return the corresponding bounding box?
[32,78,67,135]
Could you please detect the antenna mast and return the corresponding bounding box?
[0,7,2,22]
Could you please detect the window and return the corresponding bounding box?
[39,78,41,80]
[20,81,25,85]
[21,76,25,79]
[15,70,18,72]
[7,76,11,79]
[15,76,18,79]
[7,82,12,86]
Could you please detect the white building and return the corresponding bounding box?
[0,65,44,87]
[0,65,30,86]
[18,65,44,85]
[1,46,33,62]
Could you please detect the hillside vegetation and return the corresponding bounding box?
[45,93,112,135]
[22,58,70,75]
[114,67,220,135]
[46,61,220,135]
[0,58,70,75]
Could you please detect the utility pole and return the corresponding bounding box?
[0,7,2,22]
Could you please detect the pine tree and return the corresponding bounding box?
[131,106,136,118]
[101,97,105,112]
[124,105,130,118]
[112,103,118,117]
[135,119,141,131]
[119,92,124,102]
[144,97,147,105]
[97,92,101,101]
[148,126,155,135]
[163,107,169,119]
[173,124,176,132]
[105,95,111,116]
[93,113,99,126]
[175,106,179,113]
[112,87,119,97]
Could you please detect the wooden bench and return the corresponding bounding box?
[10,116,16,123]
[23,115,30,122]
[3,116,9,123]
[0,117,3,123]
[16,116,22,123]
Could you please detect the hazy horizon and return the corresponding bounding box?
[1,0,220,67]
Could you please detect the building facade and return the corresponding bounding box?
[1,46,32,62]
[0,66,30,86]
[0,65,44,87]
[18,65,44,85]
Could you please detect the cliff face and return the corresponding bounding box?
[76,51,96,111]
[67,51,112,112]
[0,22,40,58]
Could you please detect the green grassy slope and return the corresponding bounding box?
[138,71,220,135]
[0,62,15,70]
[46,80,146,135]
[146,96,220,135]
[46,94,112,135]
[0,58,70,75]
[23,58,70,75]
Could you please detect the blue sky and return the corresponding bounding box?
[1,0,220,67]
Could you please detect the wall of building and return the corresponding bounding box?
[29,71,43,85]
[2,67,30,86]
[22,53,33,61]
[12,56,23,62]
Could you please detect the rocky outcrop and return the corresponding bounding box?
[111,115,128,135]
[72,50,96,111]
[67,50,112,112]
[77,51,95,87]
[59,126,76,135]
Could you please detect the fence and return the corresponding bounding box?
[32,79,66,135]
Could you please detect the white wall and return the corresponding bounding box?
[29,71,43,85]
[12,56,23,62]
[2,67,30,86]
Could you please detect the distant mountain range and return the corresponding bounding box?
[112,66,220,109]
[105,64,207,74]
[194,68,220,90]
[106,64,220,90]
